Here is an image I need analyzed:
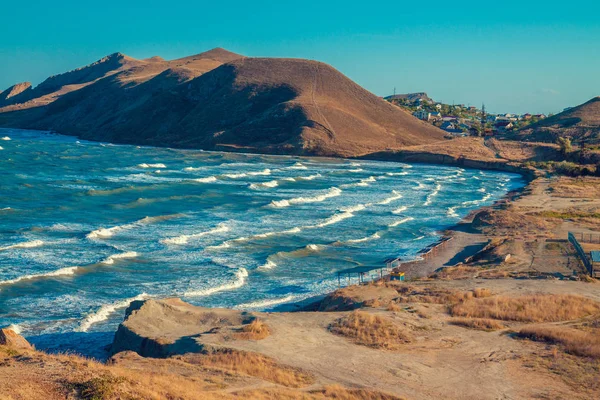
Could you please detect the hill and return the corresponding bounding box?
[517,96,600,144]
[384,92,433,103]
[0,49,445,157]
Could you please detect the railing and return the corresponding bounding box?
[572,232,600,244]
[568,232,593,276]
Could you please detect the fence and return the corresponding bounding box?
[568,232,593,276]
[572,232,600,244]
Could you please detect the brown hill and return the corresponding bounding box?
[0,82,32,103]
[517,96,600,144]
[0,49,445,157]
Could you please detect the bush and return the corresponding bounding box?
[329,311,412,350]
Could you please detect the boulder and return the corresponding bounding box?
[0,328,33,350]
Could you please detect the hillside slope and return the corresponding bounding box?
[0,49,445,157]
[517,96,600,143]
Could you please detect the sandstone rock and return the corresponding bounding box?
[0,328,33,350]
[110,298,258,357]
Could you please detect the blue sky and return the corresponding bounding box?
[1,0,598,114]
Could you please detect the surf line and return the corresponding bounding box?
[0,251,139,287]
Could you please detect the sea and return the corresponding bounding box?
[0,128,525,358]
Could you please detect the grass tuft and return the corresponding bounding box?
[329,311,412,350]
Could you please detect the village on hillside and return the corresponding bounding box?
[386,93,549,137]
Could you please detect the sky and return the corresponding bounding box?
[1,0,599,115]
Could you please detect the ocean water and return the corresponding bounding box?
[0,129,524,357]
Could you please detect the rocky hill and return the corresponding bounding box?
[384,92,433,103]
[0,49,445,157]
[517,96,600,144]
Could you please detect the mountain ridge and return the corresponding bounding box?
[0,48,446,157]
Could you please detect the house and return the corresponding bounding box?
[534,114,547,119]
[442,116,458,122]
[522,113,532,120]
[468,106,477,111]
[486,115,498,123]
[494,121,514,131]
[429,112,442,121]
[441,121,456,130]
[435,103,443,110]
[413,110,430,121]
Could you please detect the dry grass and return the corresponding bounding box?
[395,285,492,305]
[329,311,413,350]
[233,319,271,340]
[450,317,506,331]
[182,349,315,388]
[518,325,600,359]
[233,384,404,399]
[450,294,600,322]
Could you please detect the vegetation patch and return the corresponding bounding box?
[234,384,404,399]
[450,317,506,331]
[182,349,315,388]
[450,294,600,322]
[518,325,600,359]
[233,319,271,340]
[329,311,413,350]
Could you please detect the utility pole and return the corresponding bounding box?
[393,87,396,96]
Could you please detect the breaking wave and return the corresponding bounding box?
[257,259,277,270]
[388,217,414,227]
[0,266,79,286]
[345,232,381,243]
[137,163,166,168]
[0,239,45,252]
[87,214,181,239]
[161,223,229,245]
[423,184,442,206]
[392,206,408,214]
[193,176,218,183]
[184,268,248,297]
[77,293,149,332]
[270,187,342,208]
[377,190,403,205]
[249,180,279,190]
[287,162,308,170]
[235,295,296,309]
[340,176,377,189]
[100,251,139,265]
[223,169,271,179]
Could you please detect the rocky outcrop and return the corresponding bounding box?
[110,298,258,358]
[0,328,33,350]
[0,82,32,104]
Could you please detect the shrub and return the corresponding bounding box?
[329,311,412,350]
[518,326,600,359]
[450,318,506,331]
[450,294,600,322]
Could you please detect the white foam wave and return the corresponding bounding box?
[257,259,277,270]
[1,136,10,141]
[183,166,204,171]
[386,172,409,176]
[0,240,45,252]
[314,211,355,227]
[348,168,364,173]
[235,295,296,309]
[249,180,279,190]
[447,207,459,217]
[270,187,342,208]
[87,215,180,239]
[184,268,248,297]
[138,163,166,168]
[423,184,442,206]
[161,223,229,245]
[341,176,377,189]
[346,232,381,243]
[287,162,308,170]
[378,190,403,205]
[388,217,414,227]
[297,173,322,181]
[77,293,149,332]
[0,266,79,286]
[193,176,218,183]
[223,169,271,179]
[6,324,21,334]
[416,182,427,190]
[392,206,408,214]
[0,146,3,150]
[100,251,139,265]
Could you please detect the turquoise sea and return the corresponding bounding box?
[0,128,524,357]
